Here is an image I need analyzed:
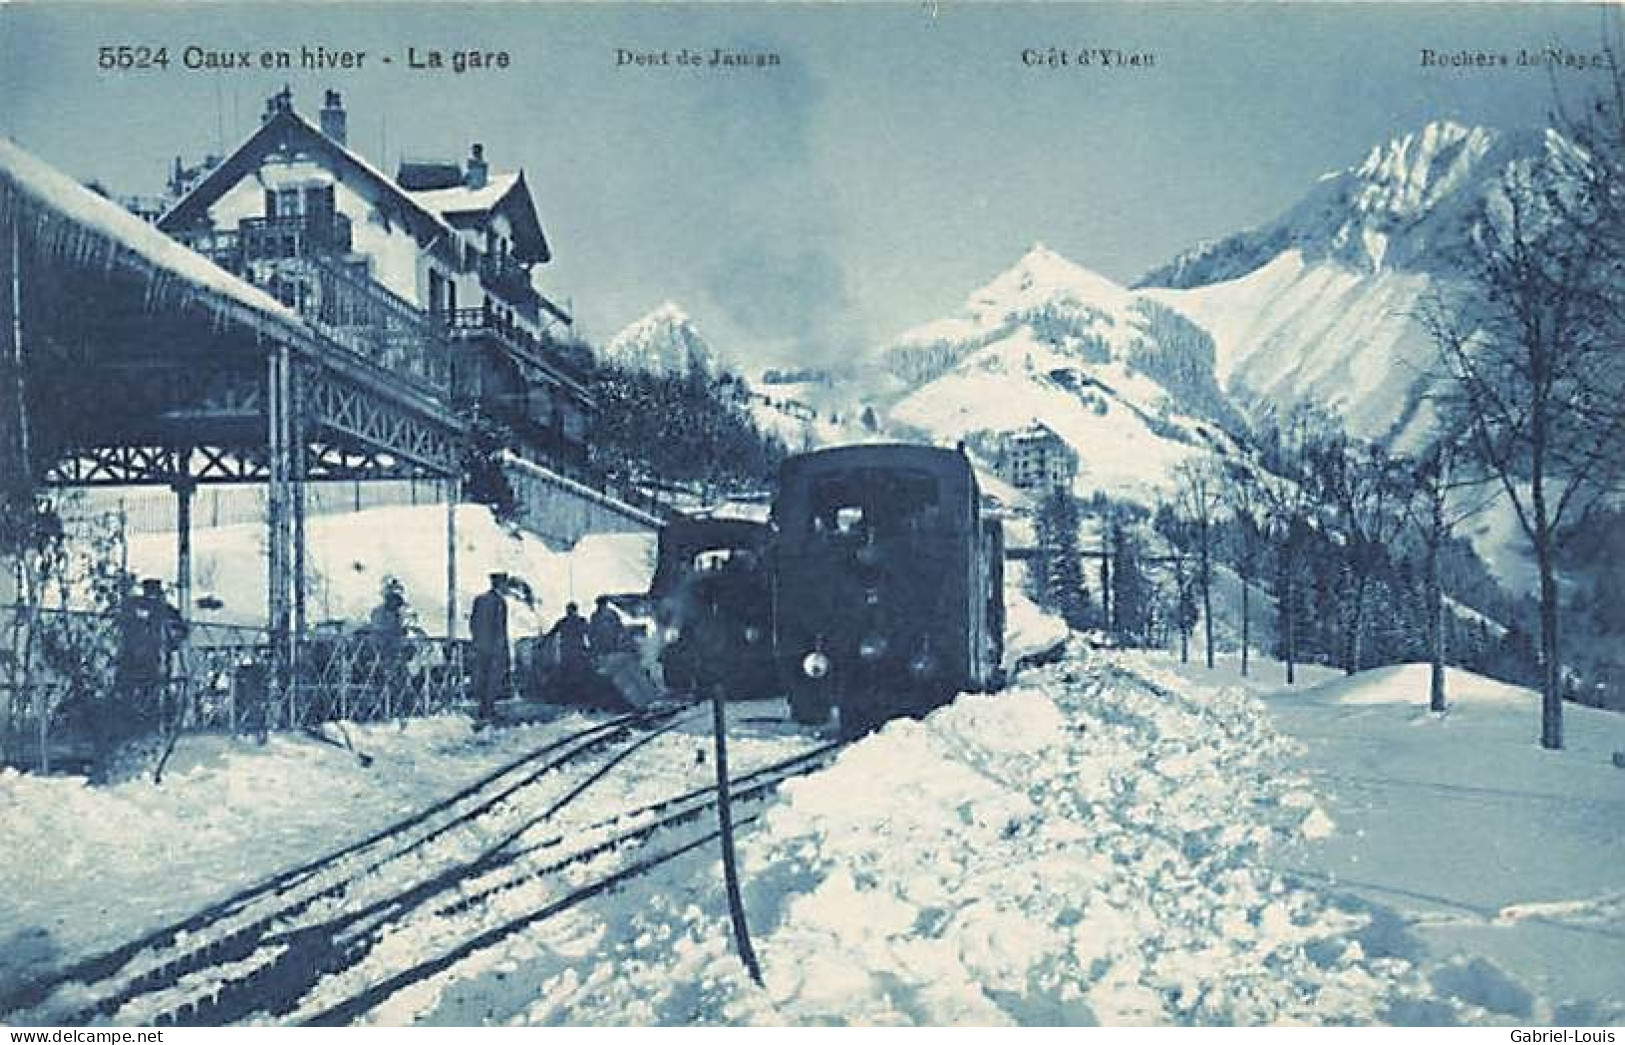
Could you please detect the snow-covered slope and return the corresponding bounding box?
[601,301,718,377]
[1138,120,1558,443]
[876,244,1247,501]
[1141,654,1625,1024]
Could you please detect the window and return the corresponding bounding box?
[808,469,942,537]
[305,184,335,223]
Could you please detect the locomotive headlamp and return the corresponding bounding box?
[801,651,831,679]
[662,625,681,644]
[743,625,762,644]
[858,635,889,660]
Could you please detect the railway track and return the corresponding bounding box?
[0,707,688,1024]
[6,712,843,1028]
[170,739,844,1027]
[301,741,843,1025]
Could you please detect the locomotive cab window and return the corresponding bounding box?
[807,470,943,537]
[693,547,758,573]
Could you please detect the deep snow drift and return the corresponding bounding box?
[1139,653,1625,1025]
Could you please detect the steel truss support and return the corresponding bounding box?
[303,366,460,476]
[446,475,460,640]
[265,343,294,739]
[173,466,194,622]
[292,359,308,641]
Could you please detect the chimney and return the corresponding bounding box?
[320,90,347,145]
[465,143,487,190]
[262,85,294,123]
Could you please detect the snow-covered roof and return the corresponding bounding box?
[408,172,520,215]
[0,136,297,323]
[157,109,462,260]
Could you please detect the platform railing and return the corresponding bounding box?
[1,606,471,772]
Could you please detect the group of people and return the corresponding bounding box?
[468,571,632,723]
[108,571,629,735]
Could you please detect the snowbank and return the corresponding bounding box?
[495,660,1420,1026]
[1236,659,1625,1024]
[1305,663,1533,709]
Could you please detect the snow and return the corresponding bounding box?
[0,716,590,978]
[1142,652,1625,1025]
[872,244,1244,503]
[0,137,296,322]
[468,655,1427,1026]
[1350,121,1498,225]
[1143,250,1438,441]
[6,634,1621,1024]
[0,704,824,1018]
[887,324,1208,501]
[602,301,718,377]
[408,173,520,216]
[890,243,1135,352]
[123,503,656,634]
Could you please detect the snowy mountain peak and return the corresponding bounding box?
[1348,120,1498,223]
[977,242,1133,314]
[1137,118,1527,290]
[873,242,1246,501]
[1134,118,1567,441]
[648,299,690,324]
[602,301,717,377]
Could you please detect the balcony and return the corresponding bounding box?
[443,307,591,391]
[174,214,353,275]
[477,251,534,304]
[240,214,353,261]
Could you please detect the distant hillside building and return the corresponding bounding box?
[156,87,593,468]
[993,422,1078,491]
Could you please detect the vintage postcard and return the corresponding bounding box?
[1,0,1623,1031]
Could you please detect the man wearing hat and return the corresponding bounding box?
[468,572,510,725]
[112,578,188,740]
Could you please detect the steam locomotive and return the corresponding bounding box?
[648,517,778,700]
[770,444,1005,737]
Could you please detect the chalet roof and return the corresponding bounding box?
[1005,420,1068,445]
[408,172,519,216]
[407,170,551,264]
[157,108,461,266]
[395,158,464,191]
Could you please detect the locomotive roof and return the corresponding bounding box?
[658,516,770,549]
[777,442,972,479]
[650,517,770,597]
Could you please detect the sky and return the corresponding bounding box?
[3,1,1620,368]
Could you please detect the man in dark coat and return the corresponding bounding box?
[588,595,627,658]
[544,602,598,704]
[469,572,509,724]
[101,578,187,776]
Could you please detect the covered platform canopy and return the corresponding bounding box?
[1,137,470,718]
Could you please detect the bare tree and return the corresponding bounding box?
[1254,408,1323,686]
[1171,458,1225,670]
[1425,70,1625,747]
[1153,502,1195,663]
[1223,464,1268,678]
[1309,436,1411,676]
[1406,434,1496,713]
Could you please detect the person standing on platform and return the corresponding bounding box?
[469,572,510,726]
